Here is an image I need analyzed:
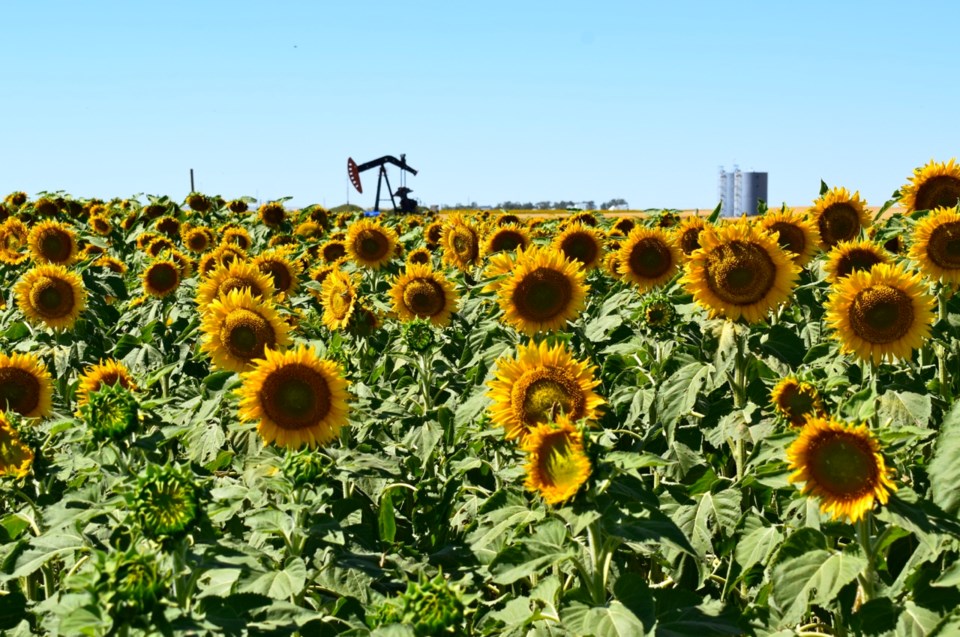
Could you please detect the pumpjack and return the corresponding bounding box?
[347,154,418,213]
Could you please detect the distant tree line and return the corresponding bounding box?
[439,198,628,210]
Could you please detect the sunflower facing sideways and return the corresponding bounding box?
[487,340,604,443]
[15,264,87,331]
[909,206,960,285]
[238,345,350,449]
[759,206,821,266]
[553,223,605,270]
[76,359,137,406]
[810,187,870,249]
[823,239,890,283]
[389,263,459,327]
[0,412,33,479]
[616,227,682,291]
[497,247,588,336]
[682,221,799,323]
[770,377,826,427]
[441,214,481,271]
[200,288,291,373]
[0,218,29,266]
[346,219,398,269]
[673,215,708,257]
[27,220,79,265]
[522,414,592,506]
[899,158,960,214]
[787,417,895,522]
[825,262,935,364]
[0,352,53,418]
[320,269,358,330]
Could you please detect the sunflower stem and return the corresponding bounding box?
[938,286,951,400]
[729,326,749,481]
[856,513,876,603]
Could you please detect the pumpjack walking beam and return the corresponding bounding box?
[347,154,418,212]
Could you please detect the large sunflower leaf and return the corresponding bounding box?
[770,549,866,627]
[927,400,960,515]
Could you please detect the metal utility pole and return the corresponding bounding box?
[190,169,195,192]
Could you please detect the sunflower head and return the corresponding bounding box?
[483,224,531,255]
[0,218,29,265]
[402,318,436,352]
[770,377,825,427]
[425,221,444,247]
[101,551,166,617]
[824,239,890,283]
[182,226,214,253]
[641,296,676,330]
[0,412,34,479]
[28,220,79,265]
[900,159,960,214]
[909,206,960,284]
[346,219,398,269]
[257,202,286,228]
[787,417,896,522]
[76,359,137,407]
[295,220,323,240]
[348,303,381,337]
[393,573,466,636]
[441,215,481,271]
[89,214,113,236]
[185,192,210,212]
[15,263,87,331]
[760,206,821,266]
[227,199,249,214]
[132,464,201,539]
[617,227,682,291]
[0,353,53,418]
[674,216,708,256]
[406,246,432,266]
[320,240,347,264]
[497,247,588,336]
[553,223,605,270]
[612,217,636,236]
[320,269,358,331]
[196,260,276,307]
[81,383,139,441]
[200,288,291,373]
[154,215,180,238]
[281,449,330,486]
[142,259,181,298]
[221,227,252,251]
[522,414,592,506]
[254,250,301,295]
[389,263,459,327]
[5,191,27,208]
[811,187,870,249]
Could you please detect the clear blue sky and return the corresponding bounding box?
[3,1,958,210]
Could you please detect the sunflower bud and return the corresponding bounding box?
[82,384,139,440]
[399,572,465,636]
[281,449,327,486]
[101,551,166,617]
[132,465,200,539]
[403,319,435,352]
[641,297,676,330]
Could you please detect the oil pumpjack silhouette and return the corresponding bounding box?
[347,154,418,214]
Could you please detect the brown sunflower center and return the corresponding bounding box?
[426,225,443,245]
[560,233,599,266]
[818,204,861,247]
[403,278,446,317]
[259,364,332,430]
[705,241,776,306]
[807,433,878,497]
[449,228,479,263]
[29,276,75,318]
[262,206,285,225]
[678,228,702,255]
[849,284,914,345]
[260,261,293,293]
[514,369,585,427]
[322,242,347,262]
[512,267,573,322]
[220,276,265,299]
[627,237,673,279]
[768,222,806,258]
[146,263,179,294]
[926,221,960,269]
[221,309,275,360]
[0,367,41,415]
[356,230,390,261]
[836,248,884,278]
[914,175,960,211]
[489,230,526,253]
[38,230,72,262]
[408,250,430,265]
[187,232,209,252]
[776,383,818,425]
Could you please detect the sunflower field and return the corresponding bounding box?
[3,160,960,636]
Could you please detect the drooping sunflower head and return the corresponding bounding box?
[320,269,358,331]
[900,158,960,214]
[681,221,799,323]
[200,288,291,373]
[346,219,398,269]
[15,263,87,331]
[616,227,682,291]
[294,220,323,240]
[0,412,34,479]
[673,216,708,257]
[0,218,29,266]
[787,417,895,522]
[425,221,444,247]
[521,414,592,506]
[389,263,459,327]
[181,226,214,253]
[254,249,301,295]
[823,239,891,283]
[5,191,27,208]
[196,260,276,307]
[553,223,605,270]
[154,215,180,238]
[770,377,825,427]
[76,359,137,407]
[483,224,531,255]
[185,192,210,213]
[238,345,350,449]
[227,199,249,214]
[909,206,960,284]
[825,262,935,364]
[258,202,286,228]
[27,220,78,265]
[487,340,604,442]
[760,206,821,266]
[497,247,588,336]
[811,187,870,249]
[406,246,433,266]
[132,464,201,539]
[142,259,182,298]
[441,214,481,271]
[92,256,127,274]
[0,352,53,418]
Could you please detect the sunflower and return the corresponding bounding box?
[389,264,459,326]
[5,191,27,208]
[0,218,29,265]
[89,214,113,236]
[522,415,592,506]
[810,187,870,249]
[553,223,605,270]
[406,247,432,266]
[0,353,53,418]
[770,377,825,427]
[145,236,176,258]
[480,251,517,294]
[32,197,58,217]
[612,217,636,236]
[133,464,200,539]
[425,221,444,247]
[181,226,214,253]
[346,219,397,269]
[160,248,194,279]
[92,256,127,274]
[824,239,891,283]
[641,296,676,330]
[825,262,935,364]
[76,359,137,407]
[0,412,33,478]
[196,261,276,307]
[320,239,348,263]
[673,216,708,257]
[617,227,682,291]
[569,211,599,227]
[238,345,350,449]
[254,250,301,295]
[185,192,210,213]
[15,264,86,331]
[257,203,285,228]
[228,199,249,214]
[154,216,180,238]
[909,206,960,284]
[900,158,960,214]
[348,303,381,337]
[760,207,821,266]
[483,224,531,255]
[27,220,78,265]
[320,269,358,330]
[221,227,252,251]
[441,215,481,270]
[200,288,291,373]
[787,417,895,522]
[497,248,587,335]
[487,340,604,442]
[211,243,247,268]
[682,221,799,323]
[142,259,181,298]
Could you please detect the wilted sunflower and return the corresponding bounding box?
[0,412,33,478]
[389,263,459,326]
[200,288,291,373]
[181,226,214,253]
[320,269,358,330]
[825,262,935,364]
[0,352,53,418]
[196,261,275,307]
[238,345,350,448]
[221,226,252,251]
[553,223,605,270]
[15,263,87,331]
[522,415,592,506]
[441,215,481,271]
[811,187,870,249]
[674,216,708,257]
[498,248,587,335]
[617,227,682,291]
[824,239,890,283]
[487,340,604,442]
[76,359,137,407]
[406,247,432,266]
[770,377,825,427]
[787,417,895,522]
[254,250,301,296]
[682,222,799,323]
[346,219,397,269]
[27,220,78,265]
[0,218,29,265]
[909,206,960,284]
[142,259,181,298]
[900,158,960,213]
[133,464,200,539]
[760,207,821,266]
[483,224,531,255]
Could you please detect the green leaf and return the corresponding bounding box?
[771,549,866,627]
[584,314,623,342]
[242,558,307,600]
[735,523,783,571]
[668,489,741,556]
[895,601,942,637]
[2,322,30,341]
[656,361,713,428]
[927,400,960,515]
[878,391,932,428]
[820,179,829,196]
[203,370,237,392]
[707,202,722,224]
[379,490,396,545]
[561,601,652,637]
